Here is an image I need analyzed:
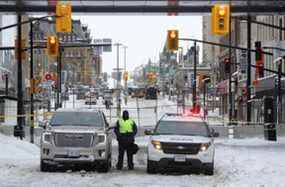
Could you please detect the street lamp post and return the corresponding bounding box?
[114,43,123,117]
[123,45,128,105]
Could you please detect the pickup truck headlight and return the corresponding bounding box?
[200,142,211,152]
[151,140,162,150]
[42,133,52,143]
[98,134,106,143]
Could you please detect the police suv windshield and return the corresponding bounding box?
[50,112,103,127]
[155,120,210,137]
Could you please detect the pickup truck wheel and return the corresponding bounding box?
[40,159,50,172]
[204,163,214,175]
[147,160,157,174]
[97,156,111,173]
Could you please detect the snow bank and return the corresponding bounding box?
[0,133,39,160]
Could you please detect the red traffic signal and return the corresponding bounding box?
[224,58,231,73]
[45,73,53,81]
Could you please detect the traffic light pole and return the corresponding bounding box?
[278,62,282,125]
[228,14,233,125]
[247,14,252,123]
[29,21,34,143]
[193,41,197,107]
[16,14,25,140]
[56,48,62,110]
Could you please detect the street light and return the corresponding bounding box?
[114,43,124,117]
[122,45,128,105]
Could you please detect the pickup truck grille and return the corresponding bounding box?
[54,133,93,148]
[161,142,201,155]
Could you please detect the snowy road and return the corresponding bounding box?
[1,133,285,187]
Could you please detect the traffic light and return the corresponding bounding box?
[56,3,72,33]
[255,41,264,78]
[167,30,179,51]
[211,4,230,35]
[224,58,231,73]
[123,71,129,81]
[47,36,59,57]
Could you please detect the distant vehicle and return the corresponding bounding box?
[76,86,89,100]
[40,110,112,172]
[85,96,97,105]
[131,88,145,98]
[145,113,219,175]
[145,86,158,100]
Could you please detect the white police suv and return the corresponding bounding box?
[145,113,219,175]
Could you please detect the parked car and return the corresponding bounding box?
[85,96,97,105]
[131,88,145,98]
[145,86,158,100]
[145,113,219,175]
[40,109,112,172]
[85,92,97,105]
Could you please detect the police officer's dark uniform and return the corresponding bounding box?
[114,110,137,170]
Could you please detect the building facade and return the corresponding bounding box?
[203,15,285,123]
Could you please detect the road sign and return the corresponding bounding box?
[45,73,52,81]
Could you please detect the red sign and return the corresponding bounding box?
[45,73,52,81]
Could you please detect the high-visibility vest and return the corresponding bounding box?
[119,119,134,133]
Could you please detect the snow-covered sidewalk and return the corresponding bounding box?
[1,133,285,187]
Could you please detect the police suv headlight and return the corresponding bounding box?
[151,140,162,150]
[42,133,52,143]
[200,142,211,152]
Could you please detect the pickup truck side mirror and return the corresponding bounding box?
[144,129,154,135]
[39,120,48,129]
[106,125,116,132]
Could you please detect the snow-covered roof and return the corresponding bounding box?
[55,108,101,113]
[162,114,204,123]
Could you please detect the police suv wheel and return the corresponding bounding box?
[147,160,158,174]
[40,159,50,172]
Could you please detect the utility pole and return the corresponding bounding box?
[193,41,197,107]
[16,14,25,140]
[247,14,252,123]
[29,21,34,143]
[114,43,122,117]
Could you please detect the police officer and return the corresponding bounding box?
[114,110,137,170]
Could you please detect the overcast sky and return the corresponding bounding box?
[75,15,202,73]
[2,15,202,74]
